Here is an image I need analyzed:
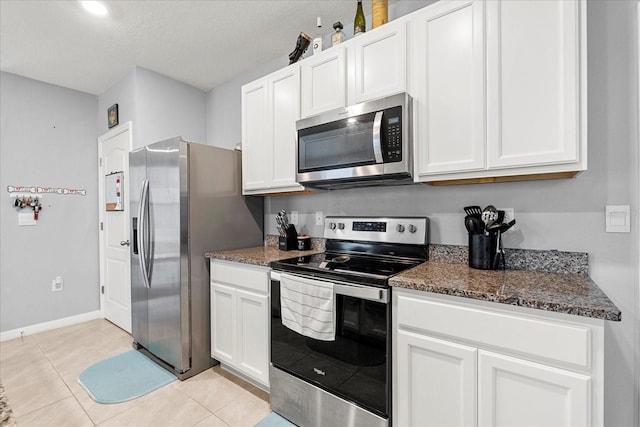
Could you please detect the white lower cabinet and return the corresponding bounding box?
[210,259,269,388]
[477,351,590,427]
[395,331,477,427]
[393,289,603,427]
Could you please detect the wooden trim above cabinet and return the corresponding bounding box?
[424,171,579,186]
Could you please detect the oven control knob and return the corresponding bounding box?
[408,224,418,233]
[338,223,345,230]
[396,224,405,233]
[329,222,337,230]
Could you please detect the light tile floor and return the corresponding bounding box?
[0,319,271,426]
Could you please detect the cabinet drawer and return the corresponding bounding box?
[396,292,591,369]
[210,260,269,294]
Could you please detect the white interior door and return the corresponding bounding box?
[99,122,132,332]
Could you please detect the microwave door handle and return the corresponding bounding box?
[372,111,384,163]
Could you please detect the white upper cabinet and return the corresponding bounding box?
[300,47,347,118]
[242,79,269,191]
[486,0,583,170]
[411,0,587,183]
[242,65,305,195]
[352,18,407,104]
[411,0,486,177]
[300,19,408,119]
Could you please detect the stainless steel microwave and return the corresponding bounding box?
[296,92,412,189]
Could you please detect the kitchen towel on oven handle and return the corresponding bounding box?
[280,273,336,341]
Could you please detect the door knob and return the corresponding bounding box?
[120,240,130,246]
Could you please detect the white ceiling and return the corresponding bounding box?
[0,0,378,95]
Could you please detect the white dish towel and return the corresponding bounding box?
[280,273,336,341]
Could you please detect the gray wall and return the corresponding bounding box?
[97,68,137,137]
[206,1,640,425]
[99,67,207,149]
[0,72,99,331]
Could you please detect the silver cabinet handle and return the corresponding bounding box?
[372,111,384,163]
[120,240,130,246]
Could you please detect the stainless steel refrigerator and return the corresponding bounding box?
[129,137,263,380]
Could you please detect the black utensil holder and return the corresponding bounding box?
[469,233,499,270]
[278,225,298,251]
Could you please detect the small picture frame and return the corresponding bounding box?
[108,104,119,128]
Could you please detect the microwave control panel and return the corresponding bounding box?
[383,106,403,162]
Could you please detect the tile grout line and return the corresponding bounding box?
[31,328,100,426]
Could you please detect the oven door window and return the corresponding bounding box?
[271,280,389,418]
[298,112,378,172]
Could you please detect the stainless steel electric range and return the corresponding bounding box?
[269,216,429,427]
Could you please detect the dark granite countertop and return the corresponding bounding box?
[390,261,621,321]
[206,245,322,267]
[206,240,621,322]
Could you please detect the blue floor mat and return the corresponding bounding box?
[255,412,297,427]
[78,349,176,404]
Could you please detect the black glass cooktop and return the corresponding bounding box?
[271,252,423,288]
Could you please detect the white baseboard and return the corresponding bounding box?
[0,310,102,342]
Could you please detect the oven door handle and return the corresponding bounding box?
[271,272,389,303]
[334,283,388,303]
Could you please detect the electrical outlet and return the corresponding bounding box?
[290,211,299,225]
[499,208,516,231]
[52,276,63,292]
[315,211,324,226]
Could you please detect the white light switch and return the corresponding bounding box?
[18,212,36,226]
[605,205,630,233]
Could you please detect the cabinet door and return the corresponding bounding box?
[211,283,236,365]
[241,79,270,191]
[236,289,269,386]
[353,19,407,104]
[478,350,590,426]
[395,330,477,427]
[300,47,347,118]
[411,0,485,178]
[270,67,304,191]
[486,0,582,169]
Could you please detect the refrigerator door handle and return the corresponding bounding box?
[138,178,151,289]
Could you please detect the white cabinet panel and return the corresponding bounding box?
[411,0,485,177]
[353,19,407,104]
[237,289,269,385]
[211,283,236,365]
[271,69,300,187]
[300,48,347,118]
[241,80,269,191]
[478,351,590,426]
[486,0,581,169]
[395,330,476,427]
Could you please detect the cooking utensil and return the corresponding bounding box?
[481,205,498,234]
[465,215,484,235]
[487,219,516,234]
[493,230,503,269]
[464,206,483,217]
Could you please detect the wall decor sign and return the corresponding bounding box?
[7,185,87,196]
[108,103,119,128]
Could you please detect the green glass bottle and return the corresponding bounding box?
[354,0,366,36]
